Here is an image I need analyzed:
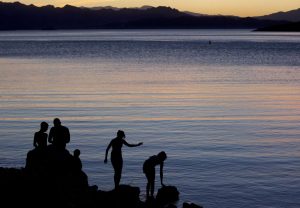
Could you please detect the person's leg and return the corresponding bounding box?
[148,168,155,198]
[146,175,150,198]
[112,157,123,189]
[114,169,121,188]
[150,180,155,197]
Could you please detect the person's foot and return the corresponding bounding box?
[146,195,155,201]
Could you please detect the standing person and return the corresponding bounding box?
[104,130,143,189]
[33,121,49,148]
[143,151,167,199]
[48,118,70,150]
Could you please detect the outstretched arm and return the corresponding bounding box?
[160,162,165,186]
[104,141,112,163]
[123,140,143,147]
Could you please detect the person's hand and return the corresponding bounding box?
[104,158,107,164]
[138,142,143,146]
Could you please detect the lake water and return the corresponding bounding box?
[0,30,300,208]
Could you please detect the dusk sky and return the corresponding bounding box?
[4,0,300,17]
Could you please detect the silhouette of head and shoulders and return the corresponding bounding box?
[48,118,70,150]
[33,121,49,149]
[144,151,167,169]
[73,149,82,171]
[111,130,126,152]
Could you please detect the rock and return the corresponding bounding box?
[96,185,141,208]
[156,185,179,205]
[183,202,203,208]
[166,204,177,208]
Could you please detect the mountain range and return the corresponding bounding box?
[0,1,298,30]
[256,8,300,22]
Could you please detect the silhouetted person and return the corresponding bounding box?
[104,130,143,189]
[73,149,82,171]
[72,148,89,188]
[33,121,49,148]
[143,151,167,199]
[48,118,70,150]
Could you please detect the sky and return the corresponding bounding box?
[4,0,300,17]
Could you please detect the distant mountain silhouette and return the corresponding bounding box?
[257,8,300,22]
[88,6,121,11]
[182,11,208,17]
[0,1,289,30]
[88,5,154,11]
[255,21,300,32]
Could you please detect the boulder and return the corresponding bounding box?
[183,202,203,208]
[96,185,141,208]
[156,185,179,205]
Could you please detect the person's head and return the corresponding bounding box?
[117,130,125,139]
[53,118,61,127]
[74,149,80,158]
[40,121,49,132]
[158,151,167,162]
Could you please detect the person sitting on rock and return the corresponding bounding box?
[33,121,49,149]
[143,151,167,199]
[73,149,82,171]
[48,118,70,150]
[71,148,89,188]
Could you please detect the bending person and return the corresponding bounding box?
[143,151,167,199]
[104,130,143,189]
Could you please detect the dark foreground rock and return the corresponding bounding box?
[255,21,300,31]
[0,145,202,208]
[156,185,180,205]
[183,202,204,208]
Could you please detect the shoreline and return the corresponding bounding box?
[0,145,202,208]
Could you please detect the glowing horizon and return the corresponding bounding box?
[3,0,300,17]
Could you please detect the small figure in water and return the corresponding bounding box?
[104,130,143,189]
[143,151,167,199]
[209,40,212,45]
[33,121,49,148]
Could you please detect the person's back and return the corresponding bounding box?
[34,131,48,148]
[143,155,159,173]
[50,125,69,145]
[48,118,70,150]
[111,138,123,156]
[33,121,48,148]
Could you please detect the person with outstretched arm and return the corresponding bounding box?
[104,130,143,189]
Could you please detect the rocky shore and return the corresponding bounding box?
[0,145,202,208]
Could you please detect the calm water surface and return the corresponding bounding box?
[0,30,300,207]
